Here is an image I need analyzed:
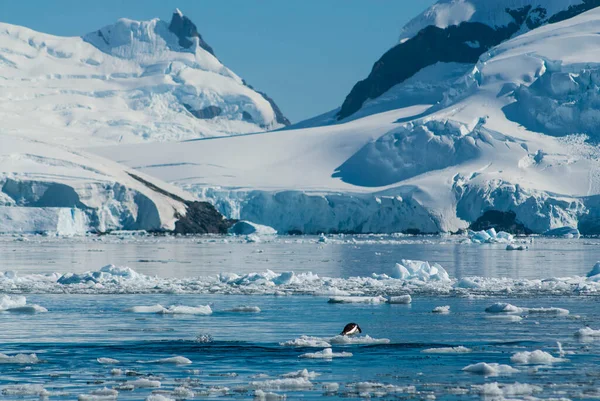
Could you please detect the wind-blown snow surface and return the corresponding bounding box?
[0,11,283,147]
[94,7,600,235]
[0,135,191,234]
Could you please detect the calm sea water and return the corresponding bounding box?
[1,235,600,400]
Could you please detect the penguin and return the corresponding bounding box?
[340,323,362,336]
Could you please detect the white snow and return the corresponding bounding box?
[299,348,353,359]
[462,362,519,376]
[91,7,600,235]
[422,346,471,353]
[510,350,566,364]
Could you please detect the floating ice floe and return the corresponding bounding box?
[432,305,450,313]
[422,346,471,353]
[485,303,523,314]
[506,244,527,251]
[388,295,412,304]
[125,304,212,315]
[225,306,261,313]
[328,296,388,304]
[473,382,542,397]
[329,335,390,345]
[279,336,332,348]
[128,378,161,388]
[251,377,313,390]
[1,384,49,397]
[485,303,569,316]
[0,353,39,364]
[575,327,600,338]
[140,356,192,365]
[468,228,514,244]
[462,362,519,376]
[0,295,47,313]
[390,260,450,282]
[173,387,195,399]
[323,383,339,394]
[5,262,600,297]
[510,350,566,365]
[280,334,389,347]
[78,388,119,401]
[145,395,173,401]
[281,369,320,379]
[254,389,286,400]
[97,357,120,364]
[299,348,353,359]
[351,382,416,396]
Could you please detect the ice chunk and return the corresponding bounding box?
[462,362,518,376]
[254,389,286,400]
[125,304,212,315]
[229,221,277,236]
[388,295,412,304]
[323,383,339,393]
[0,295,46,313]
[526,307,569,315]
[474,382,542,397]
[145,395,174,401]
[506,244,526,251]
[485,303,523,314]
[1,384,49,396]
[251,377,312,390]
[510,350,567,364]
[281,369,320,379]
[141,356,192,365]
[468,229,513,244]
[392,260,450,281]
[129,378,161,388]
[543,227,580,238]
[432,305,450,313]
[173,387,194,398]
[352,382,416,395]
[328,296,387,304]
[97,357,119,364]
[225,306,261,312]
[329,335,390,345]
[279,336,331,348]
[575,327,600,338]
[78,388,119,401]
[0,353,39,364]
[422,346,471,353]
[299,348,352,359]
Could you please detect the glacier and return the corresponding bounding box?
[92,7,600,235]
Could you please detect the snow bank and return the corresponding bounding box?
[510,350,566,364]
[228,221,277,236]
[468,228,513,244]
[299,348,353,359]
[462,362,518,376]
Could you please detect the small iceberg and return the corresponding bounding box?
[328,296,387,304]
[299,348,352,359]
[225,306,261,313]
[422,346,471,353]
[468,228,514,244]
[510,350,566,364]
[228,221,277,236]
[543,226,580,239]
[124,304,212,315]
[432,305,450,314]
[485,303,523,314]
[392,259,450,282]
[462,362,518,376]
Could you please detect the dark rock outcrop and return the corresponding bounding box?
[337,2,600,121]
[184,104,222,119]
[126,172,233,234]
[168,9,215,56]
[469,210,533,235]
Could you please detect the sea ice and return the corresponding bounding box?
[129,378,161,388]
[422,346,472,353]
[328,296,388,304]
[0,295,46,313]
[97,357,120,364]
[432,305,450,313]
[392,260,450,281]
[474,382,542,397]
[145,395,174,401]
[251,377,313,390]
[225,306,261,312]
[323,383,339,393]
[388,295,412,304]
[279,336,332,348]
[125,304,212,315]
[575,327,600,338]
[1,384,49,396]
[78,388,119,401]
[468,229,514,244]
[281,369,320,379]
[141,356,192,365]
[228,221,277,236]
[462,362,519,376]
[299,348,353,359]
[526,307,569,315]
[510,350,567,364]
[485,303,523,314]
[254,389,286,400]
[0,353,39,364]
[329,335,390,345]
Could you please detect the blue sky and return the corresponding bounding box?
[0,0,435,123]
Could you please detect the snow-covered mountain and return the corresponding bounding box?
[0,9,289,147]
[333,0,600,122]
[94,5,600,235]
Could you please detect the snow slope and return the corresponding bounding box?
[0,10,287,147]
[331,0,599,122]
[0,134,207,234]
[93,7,600,234]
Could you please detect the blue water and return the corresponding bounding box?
[1,236,600,400]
